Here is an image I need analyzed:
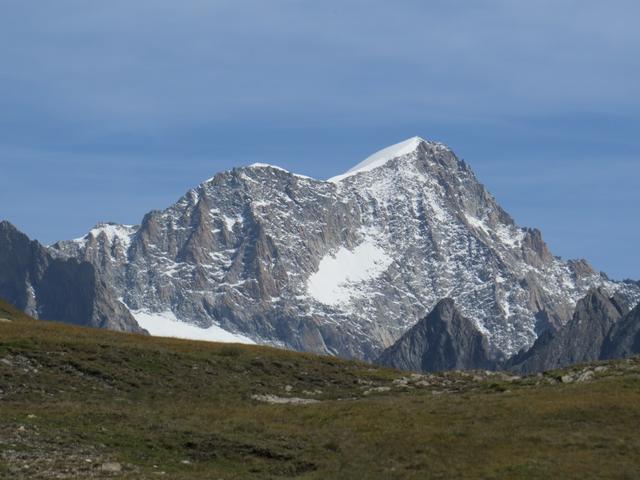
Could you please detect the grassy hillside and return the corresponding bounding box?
[0,299,33,323]
[1,309,640,479]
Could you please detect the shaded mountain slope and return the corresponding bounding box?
[602,302,640,359]
[0,221,144,333]
[376,298,495,372]
[507,288,639,373]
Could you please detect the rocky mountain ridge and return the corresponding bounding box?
[508,288,640,373]
[0,221,144,333]
[376,298,495,372]
[49,137,640,360]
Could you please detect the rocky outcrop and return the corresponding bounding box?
[376,299,495,372]
[507,289,626,374]
[0,221,144,333]
[601,303,640,359]
[50,137,640,360]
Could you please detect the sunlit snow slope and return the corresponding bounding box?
[132,309,255,344]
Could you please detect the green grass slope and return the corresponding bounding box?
[0,299,33,323]
[1,310,640,479]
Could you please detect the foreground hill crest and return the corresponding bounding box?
[51,136,640,360]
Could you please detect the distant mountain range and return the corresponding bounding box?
[506,287,640,373]
[377,289,640,373]
[2,136,639,371]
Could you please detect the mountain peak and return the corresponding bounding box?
[247,162,291,173]
[0,220,18,233]
[376,298,494,372]
[329,136,435,182]
[0,220,31,245]
[244,163,314,181]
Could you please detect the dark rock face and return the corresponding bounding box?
[601,303,640,359]
[376,299,495,372]
[0,221,144,333]
[507,289,625,374]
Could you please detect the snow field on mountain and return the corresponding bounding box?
[307,241,393,306]
[132,309,255,344]
[73,223,136,248]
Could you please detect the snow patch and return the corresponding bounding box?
[464,214,524,248]
[495,224,525,248]
[329,136,425,182]
[465,214,487,231]
[74,223,136,249]
[131,309,255,344]
[247,163,314,180]
[249,162,290,172]
[307,242,393,306]
[223,215,243,231]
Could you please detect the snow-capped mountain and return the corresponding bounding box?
[51,137,640,360]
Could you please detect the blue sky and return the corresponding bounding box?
[1,1,639,279]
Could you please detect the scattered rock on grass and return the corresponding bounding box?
[251,394,320,405]
[363,386,391,395]
[560,375,574,384]
[100,462,123,473]
[576,370,595,383]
